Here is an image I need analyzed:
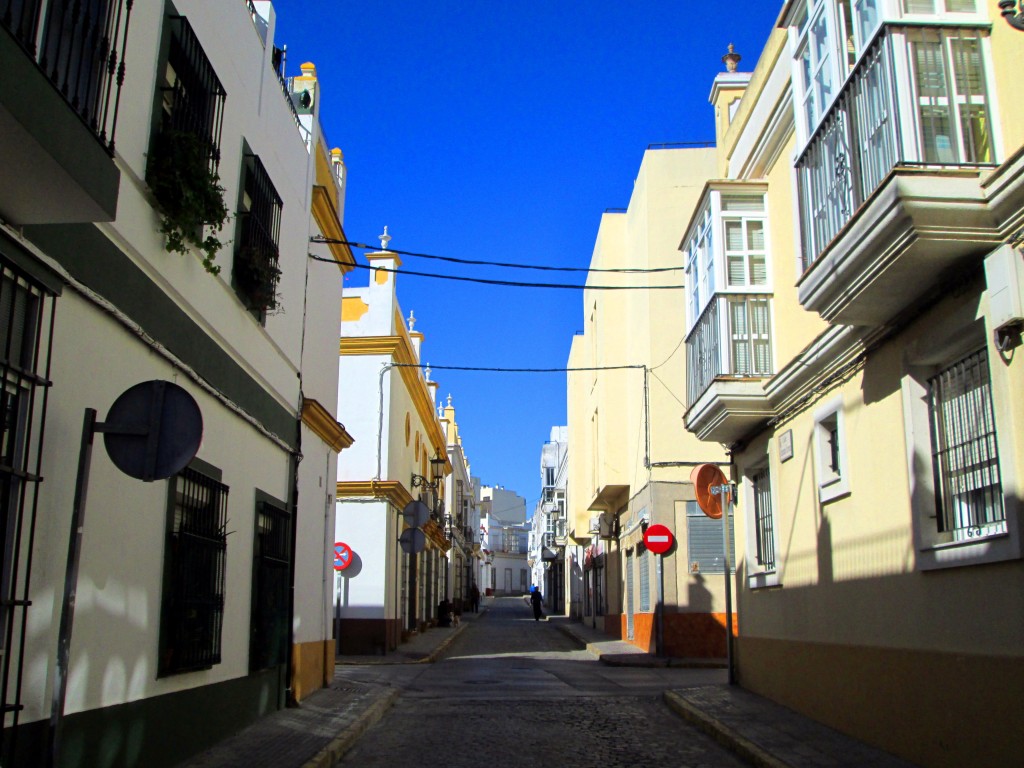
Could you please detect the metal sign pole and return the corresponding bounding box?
[714,484,736,686]
[656,553,664,657]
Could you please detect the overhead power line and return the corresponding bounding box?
[308,254,685,291]
[310,236,683,274]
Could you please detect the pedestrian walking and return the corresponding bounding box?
[470,584,480,613]
[530,586,544,621]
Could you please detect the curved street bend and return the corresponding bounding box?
[334,597,744,768]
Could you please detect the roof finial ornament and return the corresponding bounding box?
[447,394,452,407]
[407,310,416,331]
[723,43,741,73]
[378,225,392,251]
[425,363,431,380]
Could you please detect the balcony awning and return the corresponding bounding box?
[588,484,629,512]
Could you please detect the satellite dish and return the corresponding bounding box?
[690,463,728,520]
[103,380,203,481]
[402,499,430,528]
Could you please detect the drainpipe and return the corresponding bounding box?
[285,403,302,707]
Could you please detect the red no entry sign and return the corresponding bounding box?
[333,541,352,571]
[643,524,674,555]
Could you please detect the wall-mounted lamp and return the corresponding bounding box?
[411,452,447,516]
[999,1,1024,30]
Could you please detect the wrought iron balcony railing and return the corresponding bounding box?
[2,0,133,155]
[686,293,772,408]
[796,23,995,271]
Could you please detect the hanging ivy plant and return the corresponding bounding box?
[146,129,229,274]
[234,244,282,314]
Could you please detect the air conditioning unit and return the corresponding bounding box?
[588,515,602,534]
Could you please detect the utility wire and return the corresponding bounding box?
[391,362,646,373]
[309,253,685,291]
[311,237,684,274]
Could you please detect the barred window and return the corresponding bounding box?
[928,348,1005,540]
[250,499,290,671]
[234,153,283,317]
[157,15,226,167]
[159,465,228,676]
[752,466,776,571]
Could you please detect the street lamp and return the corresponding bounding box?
[999,0,1024,30]
[411,452,447,518]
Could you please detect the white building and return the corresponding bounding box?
[478,485,530,595]
[0,2,351,766]
[335,245,451,654]
[529,427,568,612]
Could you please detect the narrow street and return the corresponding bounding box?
[335,598,747,768]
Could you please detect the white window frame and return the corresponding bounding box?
[743,451,781,589]
[722,196,769,289]
[813,394,851,503]
[899,0,983,18]
[901,312,1021,570]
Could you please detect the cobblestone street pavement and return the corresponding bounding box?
[335,597,746,768]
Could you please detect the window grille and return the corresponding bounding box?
[158,15,226,167]
[159,466,228,676]
[687,501,735,574]
[0,257,55,761]
[752,466,776,571]
[928,348,1005,538]
[625,550,634,639]
[234,154,283,315]
[638,545,650,612]
[250,500,290,671]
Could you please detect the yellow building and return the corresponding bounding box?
[682,3,1024,765]
[567,146,735,657]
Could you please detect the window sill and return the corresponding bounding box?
[818,477,850,504]
[917,529,1021,571]
[747,570,780,590]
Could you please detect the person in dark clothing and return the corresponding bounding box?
[530,586,544,621]
[470,584,480,613]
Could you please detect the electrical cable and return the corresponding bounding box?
[310,237,684,274]
[309,253,685,290]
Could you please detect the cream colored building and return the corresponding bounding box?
[335,246,452,654]
[682,2,1024,765]
[566,146,735,657]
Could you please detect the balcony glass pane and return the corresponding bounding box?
[722,196,764,212]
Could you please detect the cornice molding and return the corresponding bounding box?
[311,185,355,272]
[302,398,354,452]
[336,480,413,508]
[338,334,450,466]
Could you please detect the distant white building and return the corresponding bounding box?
[478,485,529,595]
[528,427,568,611]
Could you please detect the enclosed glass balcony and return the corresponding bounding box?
[796,23,995,271]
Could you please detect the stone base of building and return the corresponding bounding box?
[291,639,333,701]
[5,667,283,768]
[334,618,401,655]
[736,635,1024,768]
[618,611,737,657]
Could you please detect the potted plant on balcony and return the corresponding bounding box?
[233,244,282,314]
[146,129,228,274]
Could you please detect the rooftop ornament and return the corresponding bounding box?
[722,43,741,72]
[379,225,392,250]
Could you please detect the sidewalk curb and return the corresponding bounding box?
[300,687,399,768]
[663,690,790,768]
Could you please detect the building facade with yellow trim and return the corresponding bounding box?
[335,247,452,653]
[681,3,1024,765]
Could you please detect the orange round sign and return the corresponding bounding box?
[690,463,728,519]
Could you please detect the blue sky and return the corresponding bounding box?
[274,2,781,511]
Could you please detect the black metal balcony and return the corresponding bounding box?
[2,0,132,154]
